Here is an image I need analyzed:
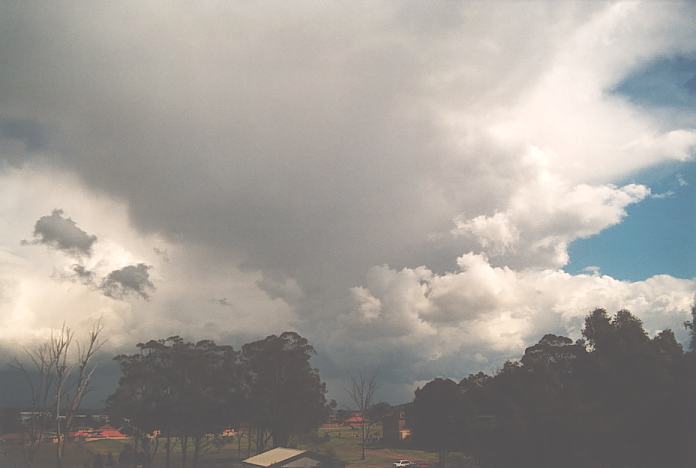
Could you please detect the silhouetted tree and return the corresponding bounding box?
[108,337,240,468]
[412,378,463,466]
[413,308,694,468]
[241,332,330,449]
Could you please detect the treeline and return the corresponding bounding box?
[107,331,332,468]
[410,307,696,468]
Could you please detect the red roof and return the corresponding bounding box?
[0,433,24,442]
[343,415,365,424]
[71,426,128,440]
[98,427,127,439]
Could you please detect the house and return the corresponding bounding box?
[70,425,128,441]
[382,409,411,443]
[92,426,128,441]
[0,432,24,445]
[342,413,364,427]
[243,447,342,467]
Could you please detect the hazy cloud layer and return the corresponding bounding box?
[0,1,695,402]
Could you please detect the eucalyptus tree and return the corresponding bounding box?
[241,332,331,449]
[108,337,242,468]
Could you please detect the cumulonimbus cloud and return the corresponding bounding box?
[0,1,694,403]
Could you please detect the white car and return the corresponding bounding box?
[393,461,414,468]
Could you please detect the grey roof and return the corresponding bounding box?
[243,447,307,467]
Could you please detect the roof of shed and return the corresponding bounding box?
[243,447,307,467]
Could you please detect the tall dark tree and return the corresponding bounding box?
[413,308,694,468]
[107,337,241,468]
[578,309,689,467]
[108,339,170,468]
[412,378,463,466]
[241,332,330,449]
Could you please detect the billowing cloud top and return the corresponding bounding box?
[0,1,695,403]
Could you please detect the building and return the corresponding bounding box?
[342,413,364,427]
[71,425,128,441]
[243,447,342,467]
[19,411,49,425]
[382,409,412,444]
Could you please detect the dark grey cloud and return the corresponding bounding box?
[24,209,97,257]
[210,297,231,307]
[0,1,563,294]
[71,264,96,285]
[0,118,47,152]
[51,264,96,285]
[100,263,154,300]
[152,247,170,262]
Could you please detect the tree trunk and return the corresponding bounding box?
[256,428,263,453]
[132,436,139,468]
[361,420,366,460]
[272,429,289,448]
[148,434,159,468]
[165,433,171,468]
[192,436,201,468]
[55,411,64,468]
[55,392,62,468]
[180,435,188,468]
[55,442,62,468]
[55,434,63,468]
[247,427,252,458]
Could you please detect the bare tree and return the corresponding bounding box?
[50,320,104,468]
[346,374,377,461]
[13,320,104,468]
[12,343,56,468]
[49,324,72,468]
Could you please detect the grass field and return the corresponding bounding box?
[0,425,477,467]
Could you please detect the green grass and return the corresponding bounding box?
[301,425,473,467]
[1,425,476,467]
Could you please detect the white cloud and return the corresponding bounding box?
[677,173,688,187]
[452,158,650,267]
[333,253,695,388]
[482,2,696,183]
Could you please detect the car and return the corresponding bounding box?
[393,460,414,467]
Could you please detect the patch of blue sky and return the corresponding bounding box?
[611,55,696,110]
[566,55,696,281]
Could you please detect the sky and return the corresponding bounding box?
[0,1,695,406]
